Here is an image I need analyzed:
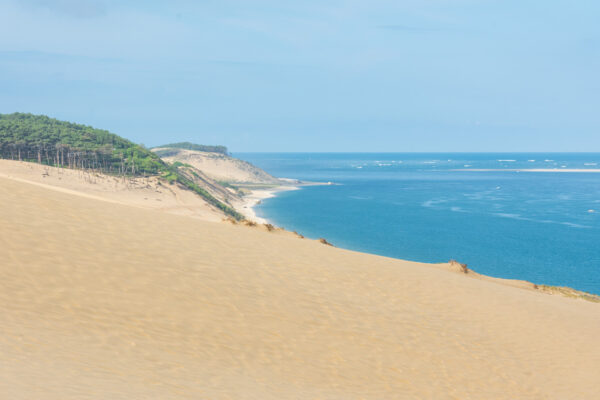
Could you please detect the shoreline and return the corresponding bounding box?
[238,180,330,224]
[1,160,597,301]
[234,176,600,302]
[238,184,300,224]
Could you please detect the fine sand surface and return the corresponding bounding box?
[1,176,600,399]
[0,160,225,222]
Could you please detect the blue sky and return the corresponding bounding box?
[0,0,598,151]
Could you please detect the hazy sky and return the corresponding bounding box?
[1,0,598,151]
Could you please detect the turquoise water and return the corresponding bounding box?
[234,153,600,294]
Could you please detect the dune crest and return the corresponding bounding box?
[152,147,281,184]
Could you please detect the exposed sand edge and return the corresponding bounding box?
[220,220,600,303]
[153,147,281,184]
[435,261,600,303]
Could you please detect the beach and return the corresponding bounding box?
[237,180,330,224]
[3,0,599,396]
[1,172,600,399]
[235,185,299,223]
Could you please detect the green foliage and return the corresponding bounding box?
[171,161,193,169]
[0,113,164,175]
[0,113,244,220]
[216,180,234,188]
[162,171,180,184]
[154,142,228,155]
[165,164,244,220]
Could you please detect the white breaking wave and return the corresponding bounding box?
[422,199,449,208]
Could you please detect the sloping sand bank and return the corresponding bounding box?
[1,177,599,399]
[0,159,226,221]
[152,147,280,184]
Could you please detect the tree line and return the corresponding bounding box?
[155,142,229,155]
[0,112,243,219]
[0,113,164,176]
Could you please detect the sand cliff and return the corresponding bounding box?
[152,147,281,184]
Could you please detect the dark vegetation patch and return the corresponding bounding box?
[153,142,228,155]
[319,238,333,246]
[449,260,469,274]
[0,113,242,220]
[264,223,275,232]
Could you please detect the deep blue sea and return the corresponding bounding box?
[234,153,600,294]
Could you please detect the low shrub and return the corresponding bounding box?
[319,238,333,246]
[264,223,275,231]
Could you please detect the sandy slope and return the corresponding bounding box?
[1,176,600,399]
[0,160,225,222]
[152,148,280,184]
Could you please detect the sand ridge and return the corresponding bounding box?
[1,175,599,399]
[0,159,302,225]
[152,147,280,184]
[0,159,227,221]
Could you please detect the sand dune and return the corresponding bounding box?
[0,159,226,222]
[153,147,280,184]
[1,176,599,399]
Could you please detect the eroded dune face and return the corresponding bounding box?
[1,176,599,399]
[153,148,280,184]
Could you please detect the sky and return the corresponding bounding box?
[0,0,599,152]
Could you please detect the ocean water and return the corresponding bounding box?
[234,153,600,294]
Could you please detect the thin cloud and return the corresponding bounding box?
[377,24,449,32]
[20,0,107,19]
[0,50,121,63]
